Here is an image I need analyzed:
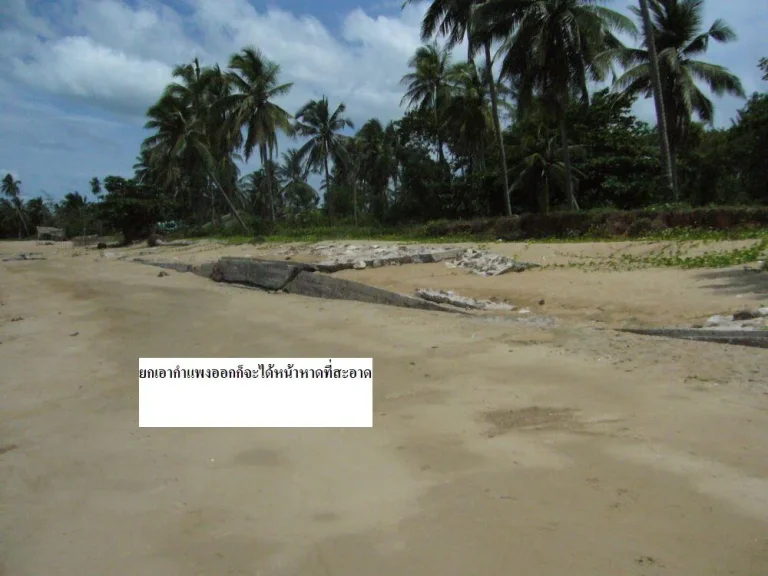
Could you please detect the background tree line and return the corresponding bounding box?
[2,0,765,241]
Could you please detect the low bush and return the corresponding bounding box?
[422,206,768,241]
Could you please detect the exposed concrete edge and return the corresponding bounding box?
[132,258,214,278]
[619,328,768,349]
[284,270,462,314]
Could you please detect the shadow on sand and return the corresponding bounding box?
[695,268,768,300]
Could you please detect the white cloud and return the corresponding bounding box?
[0,0,764,201]
[10,36,173,114]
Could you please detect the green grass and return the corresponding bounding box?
[549,238,768,271]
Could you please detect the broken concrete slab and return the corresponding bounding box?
[619,328,768,349]
[415,288,516,311]
[2,252,46,262]
[133,257,461,313]
[211,257,300,291]
[285,271,458,313]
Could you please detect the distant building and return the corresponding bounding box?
[36,226,65,241]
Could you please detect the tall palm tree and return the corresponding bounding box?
[1,174,29,237]
[143,92,249,232]
[356,118,391,220]
[400,43,453,164]
[403,0,516,214]
[444,61,494,174]
[276,148,318,219]
[614,0,745,193]
[223,47,294,223]
[383,121,403,202]
[293,96,354,222]
[479,0,635,210]
[637,0,675,198]
[403,0,478,63]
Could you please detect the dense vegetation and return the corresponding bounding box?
[2,0,766,242]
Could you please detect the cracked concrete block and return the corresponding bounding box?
[430,249,465,262]
[285,271,456,313]
[211,258,300,291]
[619,328,768,349]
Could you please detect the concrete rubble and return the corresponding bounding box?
[414,289,516,311]
[445,248,540,276]
[275,242,538,276]
[702,308,768,331]
[621,307,768,349]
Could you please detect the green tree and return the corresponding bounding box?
[637,0,675,199]
[444,62,494,175]
[24,197,54,229]
[99,177,168,243]
[510,127,586,214]
[400,43,453,164]
[356,118,391,220]
[276,148,318,220]
[1,173,29,237]
[143,87,247,232]
[479,0,635,210]
[614,0,745,193]
[89,177,102,197]
[223,47,293,223]
[293,96,354,223]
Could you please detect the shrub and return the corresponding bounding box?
[606,213,630,236]
[627,217,654,237]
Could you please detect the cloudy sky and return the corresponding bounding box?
[1,0,765,202]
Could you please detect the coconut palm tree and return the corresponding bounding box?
[293,96,354,222]
[356,118,391,220]
[403,0,478,63]
[637,0,675,198]
[400,43,453,164]
[383,121,402,193]
[478,0,635,210]
[614,0,745,194]
[444,61,495,174]
[143,92,249,232]
[509,127,586,214]
[403,0,516,214]
[1,174,29,237]
[223,47,293,223]
[276,148,318,219]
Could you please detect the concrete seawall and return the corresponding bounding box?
[136,257,458,314]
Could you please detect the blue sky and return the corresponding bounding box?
[1,0,765,202]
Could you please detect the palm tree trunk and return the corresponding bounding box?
[208,171,251,233]
[16,206,30,237]
[467,22,474,66]
[670,146,679,196]
[484,41,512,216]
[265,147,276,223]
[638,0,676,201]
[324,156,333,223]
[352,174,359,227]
[558,110,578,211]
[438,139,446,164]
